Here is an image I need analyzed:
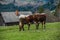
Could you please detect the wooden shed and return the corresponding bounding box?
[0,11,32,26]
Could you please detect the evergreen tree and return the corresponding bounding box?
[38,6,44,13]
[54,3,60,17]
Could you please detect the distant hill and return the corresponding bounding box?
[0,0,59,12]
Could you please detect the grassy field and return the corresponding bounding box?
[0,22,60,40]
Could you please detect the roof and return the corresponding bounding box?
[1,11,32,23]
[19,11,32,15]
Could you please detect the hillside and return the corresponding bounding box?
[0,0,59,12]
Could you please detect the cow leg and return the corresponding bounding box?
[19,22,24,31]
[19,25,21,31]
[28,22,30,30]
[22,23,24,31]
[36,22,39,30]
[19,22,22,31]
[42,22,43,29]
[34,22,39,30]
[44,21,46,30]
[34,22,38,30]
[42,21,46,30]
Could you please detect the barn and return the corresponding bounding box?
[0,11,32,26]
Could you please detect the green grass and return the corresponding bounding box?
[0,22,60,40]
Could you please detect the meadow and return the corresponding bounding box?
[0,22,60,40]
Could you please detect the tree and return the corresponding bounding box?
[37,6,44,13]
[54,3,60,17]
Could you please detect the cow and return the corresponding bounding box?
[19,15,34,31]
[33,13,46,30]
[15,10,33,31]
[15,10,46,31]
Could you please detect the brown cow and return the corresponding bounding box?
[33,13,46,30]
[15,10,46,31]
[19,15,34,31]
[19,13,46,31]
